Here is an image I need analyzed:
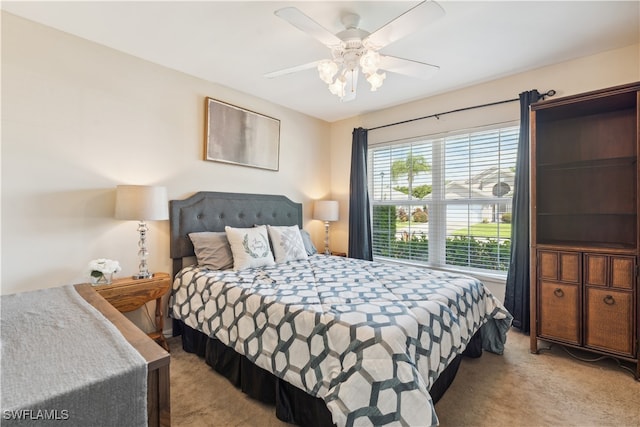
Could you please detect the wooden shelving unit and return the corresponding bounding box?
[530,82,640,379]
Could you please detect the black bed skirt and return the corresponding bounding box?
[175,319,482,426]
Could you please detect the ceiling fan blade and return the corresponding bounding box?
[379,55,439,80]
[275,7,342,47]
[264,60,322,79]
[365,1,445,49]
[341,69,359,102]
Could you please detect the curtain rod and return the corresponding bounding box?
[368,89,556,131]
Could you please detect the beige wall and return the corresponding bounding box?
[1,12,332,296]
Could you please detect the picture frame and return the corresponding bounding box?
[204,97,280,171]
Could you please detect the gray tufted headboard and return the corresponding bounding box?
[169,191,303,276]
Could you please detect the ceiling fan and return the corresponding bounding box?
[265,1,445,102]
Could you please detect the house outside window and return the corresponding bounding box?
[368,124,519,274]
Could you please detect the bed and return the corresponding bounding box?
[0,284,170,427]
[169,191,512,426]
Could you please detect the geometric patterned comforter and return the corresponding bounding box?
[170,255,512,426]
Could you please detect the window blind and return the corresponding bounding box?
[369,125,518,274]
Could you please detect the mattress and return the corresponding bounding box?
[170,254,512,426]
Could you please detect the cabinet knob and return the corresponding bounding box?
[553,288,564,297]
[603,295,615,305]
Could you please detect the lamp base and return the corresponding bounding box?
[323,220,331,255]
[134,220,152,280]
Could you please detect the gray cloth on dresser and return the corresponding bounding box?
[0,285,147,426]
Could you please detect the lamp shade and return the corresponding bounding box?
[314,200,339,222]
[115,185,169,221]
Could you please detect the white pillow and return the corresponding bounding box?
[225,225,275,270]
[267,225,309,263]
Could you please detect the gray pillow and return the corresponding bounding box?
[299,229,317,255]
[188,232,233,270]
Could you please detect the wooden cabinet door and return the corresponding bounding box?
[611,256,635,290]
[583,254,636,356]
[538,251,559,281]
[584,254,608,286]
[538,281,581,345]
[536,250,582,344]
[585,287,634,356]
[538,250,581,282]
[585,254,636,289]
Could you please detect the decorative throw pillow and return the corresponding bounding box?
[225,225,275,270]
[299,229,318,256]
[267,225,309,263]
[188,232,233,270]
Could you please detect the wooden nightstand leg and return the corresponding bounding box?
[154,297,169,352]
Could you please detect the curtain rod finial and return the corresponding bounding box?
[540,89,556,100]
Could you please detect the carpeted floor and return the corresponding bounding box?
[168,331,640,426]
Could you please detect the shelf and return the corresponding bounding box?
[534,106,637,166]
[536,158,636,216]
[536,241,637,251]
[537,212,636,217]
[537,156,636,171]
[536,213,636,248]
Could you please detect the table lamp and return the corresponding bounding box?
[115,185,168,279]
[313,200,339,255]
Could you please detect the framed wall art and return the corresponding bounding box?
[204,97,280,171]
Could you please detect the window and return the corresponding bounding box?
[369,125,518,274]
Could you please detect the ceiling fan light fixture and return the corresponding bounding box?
[366,71,386,91]
[328,75,346,98]
[359,50,380,75]
[318,60,339,84]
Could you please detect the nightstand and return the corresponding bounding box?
[94,272,171,351]
[331,251,347,257]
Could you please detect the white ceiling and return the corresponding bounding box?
[2,1,639,122]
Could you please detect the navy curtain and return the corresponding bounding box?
[504,90,541,333]
[348,127,373,260]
